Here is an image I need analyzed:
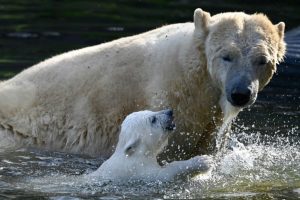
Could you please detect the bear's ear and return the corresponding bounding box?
[275,22,286,63]
[194,8,211,32]
[276,22,285,39]
[124,138,140,156]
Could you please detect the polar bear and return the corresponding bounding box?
[0,9,285,160]
[87,109,212,182]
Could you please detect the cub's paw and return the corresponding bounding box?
[191,155,213,172]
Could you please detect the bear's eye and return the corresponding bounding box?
[222,55,232,62]
[257,56,268,65]
[150,116,157,124]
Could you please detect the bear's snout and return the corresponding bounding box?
[227,81,258,107]
[230,86,251,107]
[226,74,258,108]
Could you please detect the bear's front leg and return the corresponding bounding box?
[157,155,213,182]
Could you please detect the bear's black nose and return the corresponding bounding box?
[230,88,251,107]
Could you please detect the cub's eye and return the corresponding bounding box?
[150,116,157,124]
[222,55,232,62]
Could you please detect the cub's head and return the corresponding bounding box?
[116,109,175,157]
[194,8,286,116]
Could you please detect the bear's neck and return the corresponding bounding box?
[165,31,223,129]
[157,31,224,159]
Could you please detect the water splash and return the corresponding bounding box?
[215,115,234,152]
[0,127,299,199]
[216,98,241,152]
[165,129,300,199]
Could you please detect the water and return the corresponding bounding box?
[1,0,300,79]
[0,125,299,199]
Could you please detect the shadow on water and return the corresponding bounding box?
[0,0,299,199]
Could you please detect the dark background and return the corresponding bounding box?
[1,0,300,78]
[0,0,299,137]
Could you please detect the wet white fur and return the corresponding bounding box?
[0,9,285,158]
[87,110,212,182]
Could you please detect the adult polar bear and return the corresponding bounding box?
[0,9,285,160]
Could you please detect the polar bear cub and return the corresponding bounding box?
[88,109,212,182]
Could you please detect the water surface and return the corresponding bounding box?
[0,128,299,199]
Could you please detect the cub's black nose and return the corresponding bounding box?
[162,109,175,131]
[231,88,251,107]
[164,109,173,117]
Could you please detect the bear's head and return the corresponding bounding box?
[115,109,175,157]
[193,8,286,115]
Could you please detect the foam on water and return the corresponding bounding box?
[164,129,300,199]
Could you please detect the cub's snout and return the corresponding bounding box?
[160,109,176,131]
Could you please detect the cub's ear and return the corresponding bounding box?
[124,138,140,156]
[194,8,211,32]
